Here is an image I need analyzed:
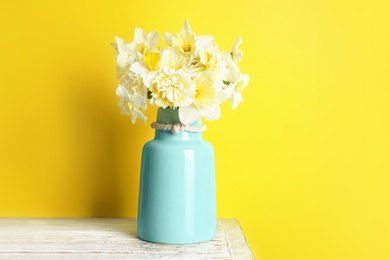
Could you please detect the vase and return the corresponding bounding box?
[137,107,216,244]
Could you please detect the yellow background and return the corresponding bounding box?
[1,0,389,259]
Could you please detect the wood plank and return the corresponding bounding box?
[223,219,255,260]
[0,218,252,259]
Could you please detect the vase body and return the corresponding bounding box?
[137,108,216,244]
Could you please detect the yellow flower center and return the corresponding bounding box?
[124,101,133,113]
[172,31,196,54]
[143,52,161,71]
[136,43,146,54]
[182,43,192,53]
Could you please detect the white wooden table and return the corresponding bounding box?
[0,218,253,259]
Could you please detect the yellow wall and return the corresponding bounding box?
[1,0,389,259]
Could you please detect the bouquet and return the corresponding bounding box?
[113,20,249,125]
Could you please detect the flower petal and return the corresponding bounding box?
[132,93,148,110]
[223,83,235,99]
[196,35,214,50]
[179,106,201,125]
[231,36,243,63]
[182,19,191,31]
[131,108,147,125]
[231,92,243,109]
[216,90,229,104]
[163,32,174,46]
[116,53,128,68]
[201,105,221,121]
[146,31,159,49]
[233,36,242,50]
[134,28,146,43]
[115,36,126,50]
[130,61,149,75]
[116,84,130,100]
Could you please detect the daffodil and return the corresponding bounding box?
[129,28,159,55]
[128,72,149,102]
[179,71,223,125]
[143,67,195,109]
[116,84,147,124]
[220,51,237,71]
[198,45,228,78]
[163,20,214,57]
[159,47,195,73]
[226,73,250,109]
[114,36,137,68]
[130,51,162,75]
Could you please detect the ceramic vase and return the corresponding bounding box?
[137,107,216,244]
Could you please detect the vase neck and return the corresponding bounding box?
[154,107,203,141]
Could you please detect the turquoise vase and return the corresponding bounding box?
[137,107,216,244]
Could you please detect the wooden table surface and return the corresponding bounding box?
[0,218,254,259]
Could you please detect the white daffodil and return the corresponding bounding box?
[198,45,228,78]
[129,28,159,55]
[231,36,243,63]
[121,71,149,103]
[143,67,195,109]
[179,71,223,125]
[130,51,161,75]
[114,36,137,68]
[159,47,193,71]
[226,73,250,109]
[116,84,147,124]
[220,51,237,70]
[163,20,214,56]
[118,70,144,98]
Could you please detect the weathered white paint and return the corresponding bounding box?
[0,218,254,259]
